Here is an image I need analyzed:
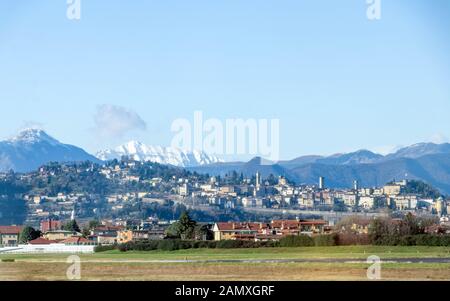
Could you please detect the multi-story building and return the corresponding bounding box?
[392,195,418,210]
[40,219,62,233]
[213,219,329,241]
[0,226,23,247]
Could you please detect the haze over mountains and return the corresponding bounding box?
[1,129,450,193]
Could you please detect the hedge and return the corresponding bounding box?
[279,235,314,247]
[96,239,280,252]
[93,234,450,253]
[314,234,338,246]
[94,244,117,253]
[372,235,450,246]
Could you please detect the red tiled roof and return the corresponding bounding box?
[300,220,327,225]
[271,220,300,229]
[61,236,92,244]
[94,225,124,232]
[215,222,267,231]
[0,226,23,235]
[29,237,58,245]
[216,220,328,235]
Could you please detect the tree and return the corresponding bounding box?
[368,218,390,245]
[195,224,214,241]
[63,220,81,233]
[167,211,197,240]
[81,227,90,238]
[332,201,347,212]
[88,220,101,230]
[400,213,423,236]
[19,226,40,244]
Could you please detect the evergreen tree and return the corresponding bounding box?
[19,226,40,244]
[63,220,81,232]
[167,211,197,239]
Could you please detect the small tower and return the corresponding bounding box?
[256,172,261,190]
[319,176,325,190]
[353,180,359,191]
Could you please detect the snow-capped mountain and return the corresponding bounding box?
[385,143,450,160]
[0,129,101,172]
[96,141,223,167]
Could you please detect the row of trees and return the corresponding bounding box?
[368,213,439,245]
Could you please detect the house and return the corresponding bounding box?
[90,226,123,245]
[43,230,81,241]
[61,236,95,245]
[40,219,62,233]
[28,237,58,245]
[392,195,418,210]
[0,226,23,247]
[350,220,371,234]
[213,222,264,241]
[383,183,405,196]
[271,220,328,235]
[147,229,166,240]
[117,230,133,243]
[116,229,167,243]
[213,220,329,241]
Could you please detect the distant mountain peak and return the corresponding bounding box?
[0,129,100,172]
[354,149,377,154]
[246,156,275,166]
[388,142,450,159]
[96,141,224,167]
[9,128,60,145]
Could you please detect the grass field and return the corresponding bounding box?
[1,246,450,281]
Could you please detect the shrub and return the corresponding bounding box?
[279,235,314,247]
[94,244,117,253]
[314,234,338,246]
[157,240,181,251]
[367,234,450,246]
[216,240,246,249]
[1,259,15,263]
[336,233,370,246]
[398,235,415,246]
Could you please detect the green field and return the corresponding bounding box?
[2,245,450,261]
[1,246,450,281]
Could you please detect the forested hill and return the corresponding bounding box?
[0,178,27,225]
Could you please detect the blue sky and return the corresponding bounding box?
[0,0,449,160]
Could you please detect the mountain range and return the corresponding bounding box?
[1,129,450,194]
[96,141,223,167]
[188,144,450,194]
[0,129,222,172]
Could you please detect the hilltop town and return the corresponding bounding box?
[1,158,449,227]
[1,158,450,252]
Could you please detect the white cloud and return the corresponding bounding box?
[429,133,449,144]
[93,104,147,139]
